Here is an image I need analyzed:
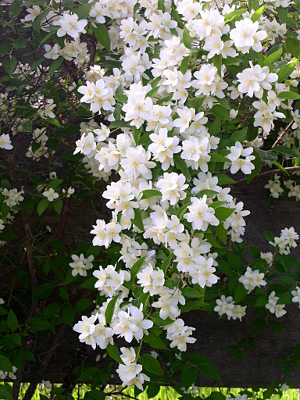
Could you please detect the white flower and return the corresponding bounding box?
[43,188,59,202]
[0,134,13,150]
[53,13,87,39]
[230,18,267,54]
[184,196,219,231]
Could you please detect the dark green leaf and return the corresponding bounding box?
[286,37,300,58]
[251,318,266,333]
[47,57,64,77]
[234,283,248,303]
[272,145,299,158]
[33,283,56,300]
[52,199,63,215]
[132,209,144,231]
[181,365,198,389]
[210,153,230,163]
[216,174,236,185]
[174,155,191,179]
[61,304,75,326]
[182,27,191,49]
[0,355,13,373]
[144,331,167,350]
[75,298,93,313]
[263,48,282,67]
[130,256,146,280]
[277,91,300,100]
[214,207,235,222]
[139,354,163,375]
[37,198,50,216]
[106,343,123,364]
[7,310,18,332]
[93,24,111,51]
[277,58,298,82]
[105,294,120,325]
[141,189,161,200]
[181,300,204,313]
[75,2,93,18]
[3,56,17,76]
[181,287,205,299]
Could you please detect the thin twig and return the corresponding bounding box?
[232,166,300,187]
[272,120,294,148]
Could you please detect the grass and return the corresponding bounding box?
[12,383,300,400]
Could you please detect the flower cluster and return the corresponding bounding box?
[265,291,287,318]
[70,254,94,277]
[270,227,299,255]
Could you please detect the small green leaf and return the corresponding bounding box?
[0,43,12,56]
[277,58,298,82]
[215,224,227,245]
[61,304,75,326]
[251,5,265,22]
[248,0,260,10]
[277,91,300,100]
[230,128,247,144]
[106,344,123,364]
[139,354,163,375]
[182,27,191,49]
[225,8,247,23]
[181,300,204,313]
[216,174,236,185]
[234,283,248,303]
[0,355,13,373]
[210,153,230,163]
[75,298,93,313]
[33,283,56,300]
[7,310,18,332]
[47,57,64,77]
[52,199,63,215]
[214,207,235,222]
[105,294,120,325]
[0,383,13,400]
[37,198,50,216]
[109,120,131,129]
[181,365,198,389]
[3,56,17,76]
[251,318,266,333]
[180,56,190,74]
[286,37,300,58]
[132,209,144,231]
[272,145,299,158]
[93,24,111,52]
[181,287,205,299]
[130,256,147,280]
[144,331,167,350]
[273,161,290,176]
[174,155,191,179]
[75,2,94,19]
[161,254,173,274]
[141,189,161,200]
[263,48,282,67]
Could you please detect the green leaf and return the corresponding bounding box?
[181,287,205,299]
[130,256,147,280]
[26,317,50,332]
[209,153,230,163]
[132,209,144,231]
[7,310,18,332]
[277,91,300,100]
[181,300,204,313]
[182,27,191,49]
[277,58,298,82]
[37,198,50,216]
[33,283,56,300]
[147,384,161,399]
[144,331,167,350]
[234,283,248,303]
[272,145,299,158]
[61,304,75,326]
[215,224,227,245]
[47,57,64,77]
[158,0,166,11]
[213,54,222,76]
[0,43,12,56]
[75,2,94,18]
[263,48,282,67]
[3,56,17,76]
[277,6,288,23]
[139,354,163,375]
[106,344,123,364]
[273,161,290,176]
[251,318,266,333]
[0,355,13,373]
[214,207,235,222]
[195,189,218,199]
[52,199,63,215]
[42,303,60,319]
[93,24,111,52]
[248,0,260,10]
[277,292,292,305]
[270,320,282,335]
[180,56,190,74]
[230,128,247,144]
[141,189,161,200]
[105,294,120,325]
[251,5,265,22]
[286,37,300,58]
[181,365,198,389]
[216,174,236,185]
[224,8,247,23]
[174,155,191,179]
[75,298,93,313]
[161,253,173,274]
[109,120,131,129]
[210,105,229,120]
[0,383,13,400]
[198,364,221,382]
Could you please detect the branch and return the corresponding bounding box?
[232,166,300,187]
[272,120,294,148]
